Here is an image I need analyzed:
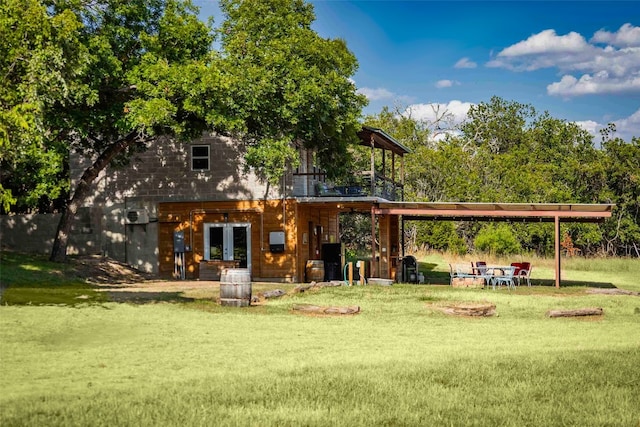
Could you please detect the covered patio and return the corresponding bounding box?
[372,202,615,288]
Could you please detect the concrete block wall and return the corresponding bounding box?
[70,133,283,204]
[3,133,303,275]
[0,210,102,256]
[64,133,293,274]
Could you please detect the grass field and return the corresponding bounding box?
[1,252,640,426]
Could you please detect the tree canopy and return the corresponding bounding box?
[0,0,366,261]
[364,97,639,257]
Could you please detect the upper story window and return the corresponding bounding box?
[191,145,210,171]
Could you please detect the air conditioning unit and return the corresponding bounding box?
[125,208,149,224]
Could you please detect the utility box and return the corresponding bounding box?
[269,231,285,253]
[173,231,185,253]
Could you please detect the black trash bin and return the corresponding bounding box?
[402,255,418,283]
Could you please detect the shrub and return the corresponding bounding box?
[474,223,521,255]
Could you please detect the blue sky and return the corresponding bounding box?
[195,1,640,142]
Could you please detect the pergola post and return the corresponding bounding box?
[370,136,375,195]
[371,206,377,278]
[555,215,561,288]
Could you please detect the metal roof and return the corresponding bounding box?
[294,199,614,222]
[357,126,412,155]
[374,202,615,222]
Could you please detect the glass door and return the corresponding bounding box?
[204,223,251,270]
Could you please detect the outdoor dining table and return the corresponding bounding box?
[483,266,517,290]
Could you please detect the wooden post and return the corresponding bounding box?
[371,206,377,278]
[370,136,375,196]
[391,152,396,199]
[555,215,561,288]
[348,261,353,285]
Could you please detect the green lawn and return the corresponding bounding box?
[1,252,640,426]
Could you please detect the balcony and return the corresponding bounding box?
[291,126,410,202]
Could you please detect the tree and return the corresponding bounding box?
[0,0,87,213]
[3,0,365,262]
[44,0,218,261]
[217,0,367,184]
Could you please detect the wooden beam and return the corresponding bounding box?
[373,208,612,219]
[371,206,377,278]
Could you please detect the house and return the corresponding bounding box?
[67,126,411,282]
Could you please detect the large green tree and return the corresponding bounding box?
[218,0,367,184]
[2,0,365,262]
[0,0,87,212]
[43,0,219,262]
[365,97,637,256]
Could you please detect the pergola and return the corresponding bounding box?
[372,202,615,288]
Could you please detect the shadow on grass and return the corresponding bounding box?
[415,270,617,289]
[106,291,195,304]
[533,279,616,288]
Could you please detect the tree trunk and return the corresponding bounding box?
[50,132,141,262]
[546,307,603,318]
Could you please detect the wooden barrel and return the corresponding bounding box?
[220,268,252,307]
[305,260,325,282]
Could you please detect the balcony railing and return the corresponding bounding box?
[293,170,404,201]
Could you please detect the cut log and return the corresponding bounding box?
[293,281,344,293]
[292,304,360,315]
[546,307,604,318]
[293,283,315,293]
[432,302,496,317]
[261,289,286,299]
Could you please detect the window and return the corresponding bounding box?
[191,145,210,171]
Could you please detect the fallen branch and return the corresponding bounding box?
[546,307,603,318]
[292,304,360,315]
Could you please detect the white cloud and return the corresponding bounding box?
[499,29,590,56]
[357,87,395,101]
[574,120,600,135]
[592,23,640,47]
[401,101,474,140]
[435,79,460,88]
[356,86,414,104]
[454,57,477,69]
[547,71,640,96]
[572,109,640,143]
[487,26,640,97]
[614,107,640,141]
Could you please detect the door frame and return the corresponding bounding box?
[203,222,252,271]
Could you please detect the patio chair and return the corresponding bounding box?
[517,262,532,286]
[474,261,488,275]
[448,264,457,286]
[490,266,517,290]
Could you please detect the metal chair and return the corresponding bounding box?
[517,262,532,286]
[490,266,517,290]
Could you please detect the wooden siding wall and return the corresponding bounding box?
[158,200,300,281]
[294,205,340,282]
[377,214,400,280]
[158,200,395,282]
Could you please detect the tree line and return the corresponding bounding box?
[361,99,640,257]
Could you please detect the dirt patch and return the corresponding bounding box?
[69,255,156,285]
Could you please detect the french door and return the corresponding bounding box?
[204,223,251,269]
